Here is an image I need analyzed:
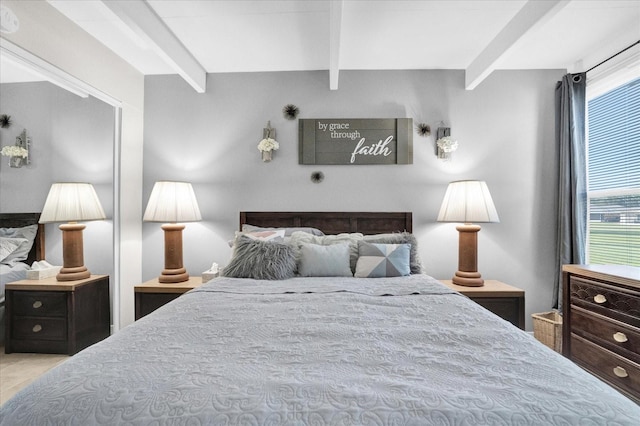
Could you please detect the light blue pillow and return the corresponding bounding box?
[298,243,353,277]
[355,241,411,278]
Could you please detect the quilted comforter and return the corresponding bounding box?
[2,275,639,425]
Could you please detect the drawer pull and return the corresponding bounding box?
[613,332,628,343]
[33,301,43,309]
[32,324,42,333]
[593,294,607,304]
[613,366,628,378]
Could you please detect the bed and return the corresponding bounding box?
[0,213,45,344]
[1,211,639,424]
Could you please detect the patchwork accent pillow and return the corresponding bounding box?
[298,243,353,277]
[363,232,423,274]
[222,235,296,280]
[355,241,411,278]
[0,225,38,264]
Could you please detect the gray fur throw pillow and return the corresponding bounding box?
[222,236,296,280]
[363,232,423,274]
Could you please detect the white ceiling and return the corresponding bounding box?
[3,0,640,91]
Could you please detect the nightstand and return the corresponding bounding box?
[5,275,110,355]
[440,279,525,329]
[135,276,204,320]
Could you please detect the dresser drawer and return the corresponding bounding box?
[569,276,640,327]
[571,334,640,401]
[11,317,67,340]
[570,306,640,363]
[11,291,67,317]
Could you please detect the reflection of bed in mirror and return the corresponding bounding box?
[2,211,639,424]
[0,213,45,343]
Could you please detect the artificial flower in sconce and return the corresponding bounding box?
[1,129,31,168]
[436,136,458,161]
[258,121,279,162]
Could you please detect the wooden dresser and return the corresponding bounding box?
[562,264,640,403]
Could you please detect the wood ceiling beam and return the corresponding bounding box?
[465,0,570,90]
[101,0,206,93]
[329,0,343,90]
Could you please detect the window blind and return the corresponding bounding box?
[587,77,640,266]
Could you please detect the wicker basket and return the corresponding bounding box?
[532,311,562,352]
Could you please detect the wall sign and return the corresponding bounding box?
[298,118,413,165]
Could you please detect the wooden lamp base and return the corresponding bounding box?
[158,223,189,283]
[57,223,91,281]
[452,223,484,287]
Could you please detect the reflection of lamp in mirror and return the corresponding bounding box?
[39,183,106,281]
[143,181,202,283]
[437,180,499,287]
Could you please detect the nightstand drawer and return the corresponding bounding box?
[570,276,640,327]
[12,292,67,317]
[12,317,67,340]
[571,333,640,399]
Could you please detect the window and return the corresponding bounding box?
[586,77,640,266]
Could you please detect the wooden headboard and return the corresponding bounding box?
[0,212,45,264]
[240,212,412,235]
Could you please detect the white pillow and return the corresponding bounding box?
[298,243,353,277]
[228,229,286,247]
[0,237,28,264]
[289,231,364,273]
[0,225,38,264]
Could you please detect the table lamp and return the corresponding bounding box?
[437,180,499,287]
[143,181,202,283]
[39,182,106,281]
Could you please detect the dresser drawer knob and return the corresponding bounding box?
[32,324,42,333]
[32,300,43,309]
[613,366,628,378]
[593,294,607,304]
[613,332,629,343]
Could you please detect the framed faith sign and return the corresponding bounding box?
[298,118,413,165]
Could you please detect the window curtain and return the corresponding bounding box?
[554,73,587,309]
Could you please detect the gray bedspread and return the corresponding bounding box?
[2,275,639,425]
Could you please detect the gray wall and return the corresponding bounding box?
[0,81,114,278]
[143,69,564,330]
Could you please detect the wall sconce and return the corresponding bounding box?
[257,121,279,162]
[435,125,458,161]
[1,129,31,168]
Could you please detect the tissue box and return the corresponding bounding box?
[27,266,61,280]
[202,270,219,283]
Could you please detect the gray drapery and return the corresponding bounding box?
[554,73,587,310]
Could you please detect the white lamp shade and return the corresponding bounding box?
[39,182,106,223]
[437,180,500,223]
[143,181,202,223]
